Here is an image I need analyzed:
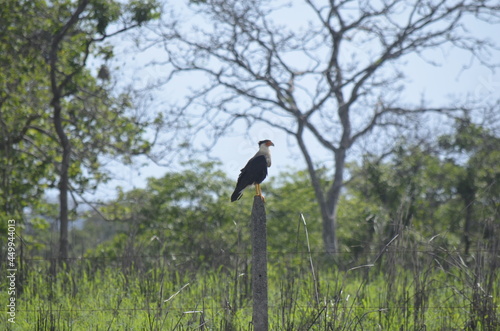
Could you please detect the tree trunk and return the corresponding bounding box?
[458,169,476,256]
[296,128,340,254]
[58,150,70,262]
[48,0,89,263]
[323,148,346,254]
[297,126,346,254]
[52,99,71,262]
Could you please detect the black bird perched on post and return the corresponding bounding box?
[231,140,274,202]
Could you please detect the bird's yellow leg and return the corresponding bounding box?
[255,184,265,202]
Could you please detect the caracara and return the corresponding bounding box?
[231,140,274,202]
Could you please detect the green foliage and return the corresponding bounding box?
[87,161,252,269]
[0,0,161,229]
[266,169,323,252]
[439,118,500,207]
[347,121,499,255]
[127,0,161,24]
[0,1,55,225]
[90,0,121,35]
[83,163,338,268]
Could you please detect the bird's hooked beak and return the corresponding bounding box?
[266,141,275,147]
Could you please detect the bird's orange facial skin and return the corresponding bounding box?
[265,141,274,147]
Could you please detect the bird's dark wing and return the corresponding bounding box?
[231,155,268,202]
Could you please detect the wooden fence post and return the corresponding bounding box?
[251,196,268,331]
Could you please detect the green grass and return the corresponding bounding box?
[1,250,499,330]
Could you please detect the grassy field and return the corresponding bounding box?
[2,246,499,330]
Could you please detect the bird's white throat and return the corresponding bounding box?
[258,145,272,167]
[259,144,271,154]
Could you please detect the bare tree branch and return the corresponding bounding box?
[154,0,500,252]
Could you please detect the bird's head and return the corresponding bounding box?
[258,139,275,147]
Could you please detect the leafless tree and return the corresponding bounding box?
[158,0,499,253]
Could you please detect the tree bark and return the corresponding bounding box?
[459,169,476,256]
[325,148,347,254]
[52,99,71,262]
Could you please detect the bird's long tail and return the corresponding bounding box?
[230,184,245,202]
